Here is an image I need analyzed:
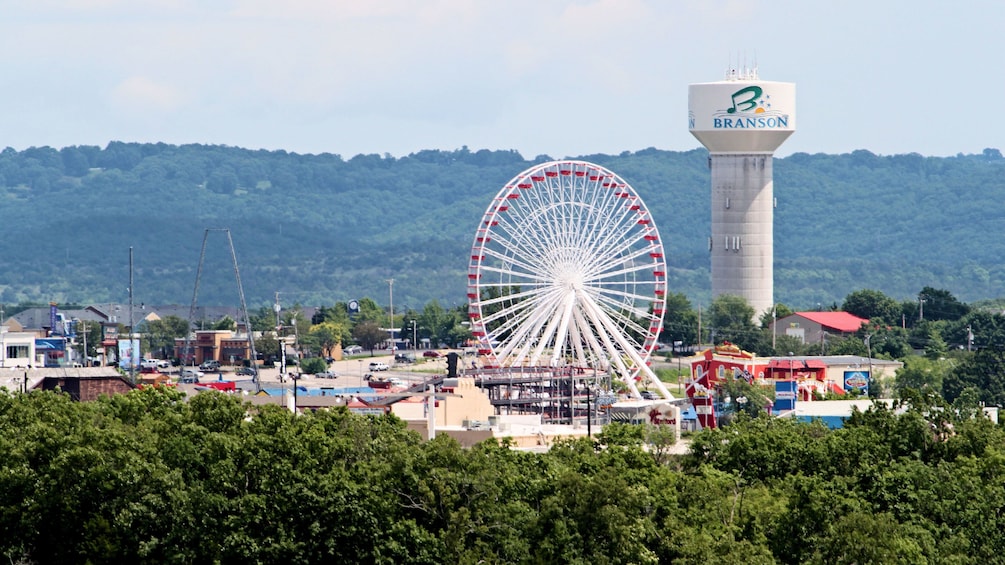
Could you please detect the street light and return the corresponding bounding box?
[409,320,417,351]
[864,334,874,395]
[386,278,394,350]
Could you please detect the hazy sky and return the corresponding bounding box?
[3,0,1002,159]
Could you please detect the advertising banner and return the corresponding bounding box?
[773,380,798,412]
[36,338,66,367]
[118,338,140,370]
[843,370,870,395]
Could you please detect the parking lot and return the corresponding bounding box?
[222,351,450,390]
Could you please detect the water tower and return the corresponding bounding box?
[688,67,795,318]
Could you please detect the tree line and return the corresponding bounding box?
[1,383,1003,563]
[0,143,1003,311]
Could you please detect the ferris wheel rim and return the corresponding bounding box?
[467,160,668,389]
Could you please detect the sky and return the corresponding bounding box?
[2,0,1003,160]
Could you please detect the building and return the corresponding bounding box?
[685,343,902,429]
[1,328,37,368]
[174,330,252,366]
[1,367,136,400]
[770,311,869,346]
[689,67,796,319]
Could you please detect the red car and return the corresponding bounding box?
[422,350,441,358]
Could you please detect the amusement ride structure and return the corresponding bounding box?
[466,160,672,400]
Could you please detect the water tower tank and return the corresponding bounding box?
[688,69,796,318]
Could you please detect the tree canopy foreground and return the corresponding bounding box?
[2,385,1004,563]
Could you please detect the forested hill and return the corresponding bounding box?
[1,143,1003,310]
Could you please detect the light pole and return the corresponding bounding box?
[409,320,417,351]
[864,334,873,395]
[274,294,285,376]
[386,278,394,350]
[772,305,777,350]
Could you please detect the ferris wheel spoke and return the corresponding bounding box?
[497,291,564,364]
[577,296,642,397]
[543,291,579,366]
[593,287,659,315]
[476,286,547,317]
[582,236,658,279]
[571,308,611,369]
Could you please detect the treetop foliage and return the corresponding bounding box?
[2,385,1005,563]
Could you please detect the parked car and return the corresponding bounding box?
[640,390,657,400]
[199,360,221,371]
[394,353,415,363]
[344,345,363,355]
[316,371,339,379]
[422,350,441,358]
[236,366,257,377]
[180,369,204,382]
[369,361,389,372]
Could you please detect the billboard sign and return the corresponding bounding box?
[36,338,66,367]
[843,370,870,395]
[118,338,140,370]
[773,380,798,412]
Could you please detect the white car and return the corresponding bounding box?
[368,361,389,371]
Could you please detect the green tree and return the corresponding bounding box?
[300,357,326,374]
[255,332,279,362]
[944,347,1005,405]
[354,297,385,324]
[211,315,236,331]
[142,315,190,359]
[918,286,970,322]
[352,320,387,353]
[708,294,761,351]
[894,356,948,394]
[309,322,342,358]
[660,292,699,350]
[759,302,793,328]
[924,326,948,360]
[73,319,104,363]
[842,289,901,323]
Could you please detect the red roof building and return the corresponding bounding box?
[770,311,868,346]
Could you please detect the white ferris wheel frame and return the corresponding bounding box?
[467,160,673,399]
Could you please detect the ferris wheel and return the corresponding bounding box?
[467,160,673,399]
